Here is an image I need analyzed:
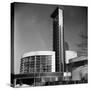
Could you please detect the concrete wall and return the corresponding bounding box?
[72,65,88,80]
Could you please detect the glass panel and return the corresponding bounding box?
[36,56,40,72]
[29,56,35,73]
[23,57,29,73]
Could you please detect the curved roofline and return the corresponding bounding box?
[22,51,55,58]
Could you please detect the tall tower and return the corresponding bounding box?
[51,7,65,75]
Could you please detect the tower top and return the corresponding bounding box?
[51,7,59,18]
[51,7,63,19]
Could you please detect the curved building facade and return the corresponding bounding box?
[20,51,55,74]
[69,56,88,81]
[17,51,63,86]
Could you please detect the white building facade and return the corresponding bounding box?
[69,56,88,81]
[65,50,77,64]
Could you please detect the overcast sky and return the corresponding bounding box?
[13,3,87,74]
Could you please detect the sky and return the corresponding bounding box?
[13,3,87,74]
